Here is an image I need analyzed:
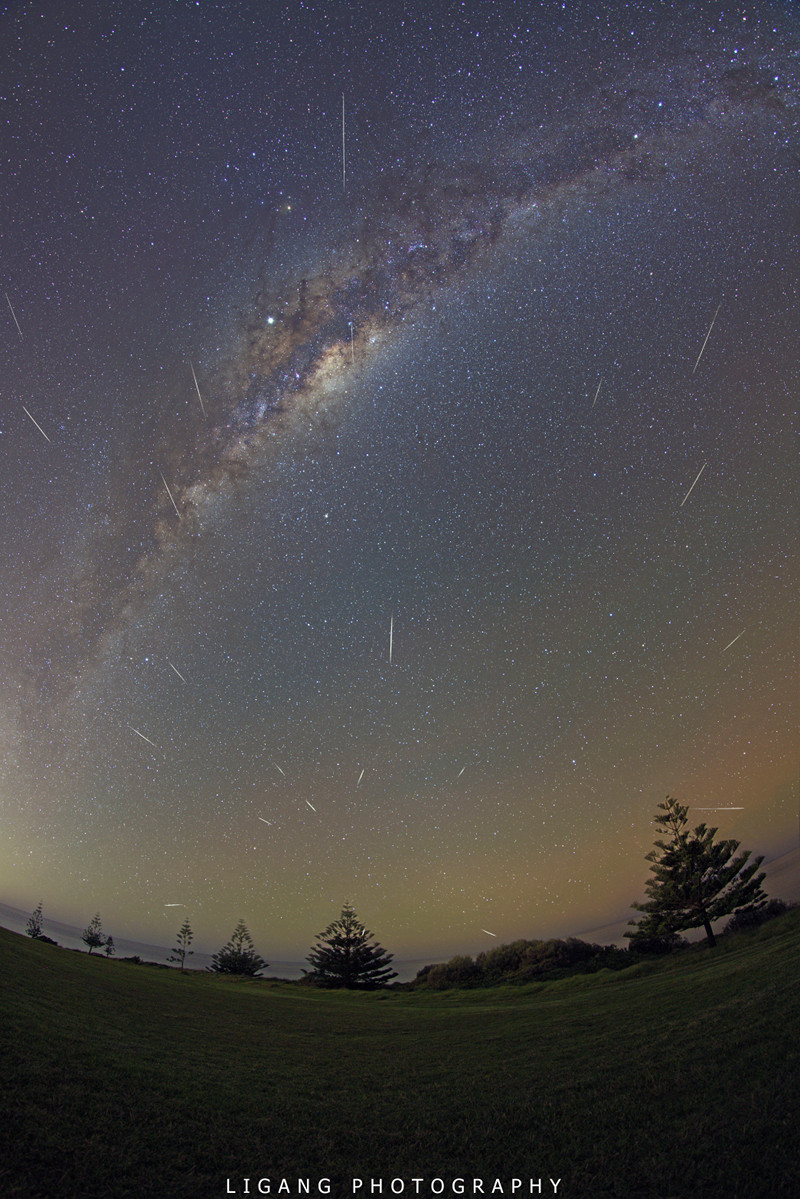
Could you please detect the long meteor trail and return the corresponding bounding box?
[341,93,346,192]
[692,303,721,374]
[130,726,158,748]
[22,406,51,443]
[6,292,22,338]
[190,362,206,416]
[680,462,707,507]
[160,471,181,518]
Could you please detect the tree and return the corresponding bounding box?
[305,902,397,989]
[104,935,115,957]
[627,796,767,948]
[82,913,106,955]
[167,919,195,972]
[207,920,267,976]
[26,901,44,939]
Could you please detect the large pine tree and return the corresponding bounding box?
[207,920,267,976]
[305,903,397,989]
[628,796,767,947]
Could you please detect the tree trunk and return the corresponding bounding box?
[702,916,716,947]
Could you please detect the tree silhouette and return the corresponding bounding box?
[305,902,397,988]
[82,913,106,955]
[104,935,115,957]
[207,920,267,976]
[627,796,767,947]
[167,919,195,972]
[26,901,44,939]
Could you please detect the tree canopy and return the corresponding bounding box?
[305,902,397,989]
[81,913,107,954]
[628,796,767,947]
[167,919,195,972]
[207,920,267,976]
[411,936,629,989]
[26,901,44,939]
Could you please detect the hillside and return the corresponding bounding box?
[2,914,799,1199]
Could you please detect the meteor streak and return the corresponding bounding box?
[357,768,365,787]
[190,362,206,416]
[692,303,721,374]
[481,929,497,937]
[457,766,466,778]
[680,462,707,507]
[305,800,317,812]
[164,903,184,907]
[591,377,603,408]
[258,816,273,825]
[160,471,181,518]
[167,659,187,682]
[22,406,51,443]
[130,726,158,748]
[274,763,286,777]
[721,630,745,653]
[389,614,393,665]
[341,93,346,192]
[5,292,22,338]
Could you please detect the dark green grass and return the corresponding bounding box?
[2,913,798,1199]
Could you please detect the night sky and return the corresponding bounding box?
[1,0,797,963]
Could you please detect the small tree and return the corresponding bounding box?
[305,902,397,989]
[207,920,267,976]
[104,935,115,958]
[167,919,195,972]
[26,901,44,939]
[82,913,106,955]
[627,797,767,948]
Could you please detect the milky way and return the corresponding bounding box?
[1,1,798,962]
[77,54,794,667]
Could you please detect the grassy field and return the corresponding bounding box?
[1,913,798,1199]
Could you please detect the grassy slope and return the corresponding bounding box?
[1,913,798,1199]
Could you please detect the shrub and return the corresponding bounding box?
[725,899,789,934]
[626,930,688,956]
[421,955,482,989]
[413,937,632,990]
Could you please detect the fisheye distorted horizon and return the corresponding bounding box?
[1,0,798,960]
